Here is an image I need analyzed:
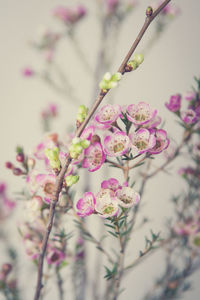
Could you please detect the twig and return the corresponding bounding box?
[33,1,172,298]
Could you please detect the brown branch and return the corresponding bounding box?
[33,1,172,298]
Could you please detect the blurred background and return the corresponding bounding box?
[0,0,200,299]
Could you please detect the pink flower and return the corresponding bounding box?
[75,192,96,217]
[185,91,196,102]
[94,104,121,129]
[41,103,58,119]
[80,126,95,141]
[101,178,120,193]
[127,102,157,126]
[165,94,181,112]
[40,174,56,204]
[95,189,119,218]
[116,186,140,208]
[53,5,86,25]
[104,131,130,157]
[106,0,119,14]
[46,248,65,266]
[148,129,169,154]
[129,128,156,154]
[159,1,180,17]
[82,142,105,172]
[22,67,34,77]
[143,115,162,129]
[181,109,197,125]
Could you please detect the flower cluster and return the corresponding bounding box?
[86,101,169,163]
[53,5,87,26]
[104,0,137,16]
[75,178,140,218]
[0,182,15,221]
[165,87,200,128]
[173,209,200,251]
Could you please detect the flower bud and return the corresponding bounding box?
[5,161,13,169]
[45,147,61,170]
[65,175,79,187]
[146,6,153,17]
[133,53,144,65]
[16,153,25,163]
[13,168,23,176]
[27,157,35,169]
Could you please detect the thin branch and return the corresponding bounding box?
[33,1,172,298]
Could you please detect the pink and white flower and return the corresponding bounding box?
[185,91,196,102]
[116,186,140,208]
[75,192,96,217]
[181,109,197,125]
[95,189,119,218]
[101,178,120,193]
[53,5,86,25]
[127,102,157,125]
[143,115,162,129]
[104,131,130,157]
[81,126,95,141]
[82,142,105,172]
[148,129,170,154]
[129,128,156,154]
[46,248,65,266]
[94,104,121,129]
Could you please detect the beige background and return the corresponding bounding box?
[0,0,200,299]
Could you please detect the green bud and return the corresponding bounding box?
[44,147,61,170]
[77,105,89,123]
[65,175,79,187]
[80,139,90,149]
[78,105,88,115]
[127,60,138,70]
[99,72,122,90]
[133,53,144,65]
[111,72,122,82]
[77,114,85,123]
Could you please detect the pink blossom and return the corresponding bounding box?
[159,2,180,17]
[80,126,95,141]
[53,5,86,25]
[181,109,197,125]
[104,131,130,157]
[95,189,119,218]
[185,91,196,102]
[75,192,96,217]
[101,178,120,193]
[116,186,140,208]
[94,104,121,129]
[129,128,156,154]
[40,174,56,204]
[165,94,181,112]
[46,248,65,266]
[106,0,119,14]
[0,182,15,219]
[148,129,169,154]
[127,102,157,126]
[22,67,34,77]
[143,115,162,129]
[82,142,105,172]
[41,103,58,120]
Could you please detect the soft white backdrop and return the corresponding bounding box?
[0,0,200,299]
